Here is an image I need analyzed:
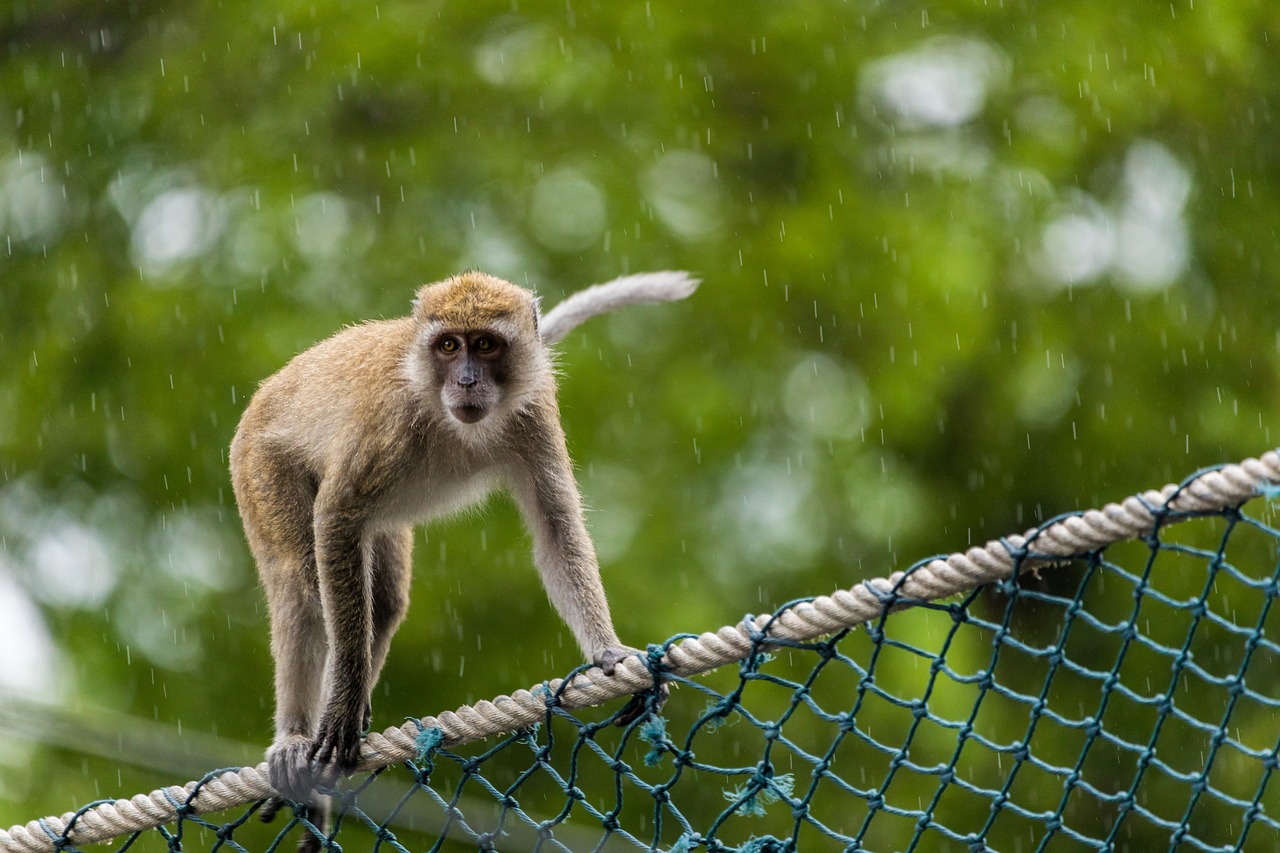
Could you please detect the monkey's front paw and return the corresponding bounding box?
[307,714,363,784]
[593,645,642,677]
[593,646,671,726]
[267,735,322,803]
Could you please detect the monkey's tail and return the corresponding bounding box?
[538,271,700,344]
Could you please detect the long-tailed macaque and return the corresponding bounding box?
[231,271,696,818]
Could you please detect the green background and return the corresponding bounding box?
[1,0,1278,848]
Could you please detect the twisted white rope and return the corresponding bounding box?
[4,450,1278,853]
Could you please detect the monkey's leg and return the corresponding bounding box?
[261,579,330,853]
[260,572,332,853]
[262,566,328,801]
[278,530,409,853]
[365,528,413,731]
[281,531,409,853]
[309,505,373,782]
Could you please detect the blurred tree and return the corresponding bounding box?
[1,0,1278,845]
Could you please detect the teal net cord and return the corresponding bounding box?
[4,452,1280,852]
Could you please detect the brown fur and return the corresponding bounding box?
[231,272,684,832]
[413,274,540,333]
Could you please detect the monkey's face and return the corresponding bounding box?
[431,329,511,424]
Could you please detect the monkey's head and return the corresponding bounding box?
[409,272,549,433]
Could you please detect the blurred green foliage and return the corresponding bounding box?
[1,0,1279,845]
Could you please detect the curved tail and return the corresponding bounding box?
[539,271,700,344]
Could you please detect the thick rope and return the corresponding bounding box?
[3,450,1278,853]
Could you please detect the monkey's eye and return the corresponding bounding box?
[438,337,461,354]
[473,335,500,354]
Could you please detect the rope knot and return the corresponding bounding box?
[413,726,444,761]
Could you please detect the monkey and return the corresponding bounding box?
[230,270,697,833]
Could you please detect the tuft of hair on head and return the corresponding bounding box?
[413,272,540,336]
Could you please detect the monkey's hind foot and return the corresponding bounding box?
[266,734,325,803]
[259,795,328,853]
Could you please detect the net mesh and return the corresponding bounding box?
[5,461,1280,853]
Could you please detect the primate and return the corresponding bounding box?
[230,271,696,828]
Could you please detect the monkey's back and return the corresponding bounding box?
[235,318,418,456]
[229,319,423,547]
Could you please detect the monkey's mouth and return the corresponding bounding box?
[450,404,489,424]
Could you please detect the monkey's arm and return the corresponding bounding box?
[508,425,670,724]
[538,271,699,344]
[307,483,375,780]
[507,414,632,669]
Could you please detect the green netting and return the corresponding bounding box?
[5,459,1280,852]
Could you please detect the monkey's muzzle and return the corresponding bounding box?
[449,404,488,424]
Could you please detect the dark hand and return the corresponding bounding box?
[307,711,364,784]
[592,645,670,726]
[594,645,641,676]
